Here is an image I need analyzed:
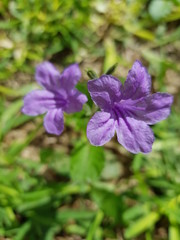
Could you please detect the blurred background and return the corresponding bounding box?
[0,0,180,239]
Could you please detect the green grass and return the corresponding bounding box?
[0,0,180,239]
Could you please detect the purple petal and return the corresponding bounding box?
[22,90,57,116]
[63,89,88,114]
[122,60,151,100]
[35,61,61,91]
[44,109,64,135]
[130,93,173,124]
[87,111,115,146]
[60,64,81,92]
[88,75,122,111]
[115,116,154,154]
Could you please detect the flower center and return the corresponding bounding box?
[111,102,123,120]
[53,94,67,109]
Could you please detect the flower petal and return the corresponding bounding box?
[44,109,64,135]
[35,61,61,91]
[122,60,151,100]
[60,64,81,92]
[88,75,122,111]
[87,111,115,146]
[64,89,88,114]
[115,116,154,154]
[22,90,57,116]
[130,93,173,124]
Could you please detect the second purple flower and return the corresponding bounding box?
[87,60,173,154]
[22,62,87,135]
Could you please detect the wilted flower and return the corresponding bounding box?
[22,62,87,135]
[87,60,173,154]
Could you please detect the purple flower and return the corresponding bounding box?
[87,60,173,154]
[22,62,87,135]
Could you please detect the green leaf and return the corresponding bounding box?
[0,184,18,197]
[134,29,155,41]
[0,84,37,97]
[7,122,42,158]
[103,38,118,72]
[56,209,95,223]
[124,212,159,239]
[132,154,144,172]
[65,224,86,236]
[91,187,124,223]
[17,195,52,213]
[123,205,148,223]
[45,226,61,240]
[87,210,104,240]
[0,99,22,139]
[14,222,31,240]
[70,143,105,183]
[149,0,173,21]
[169,225,180,240]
